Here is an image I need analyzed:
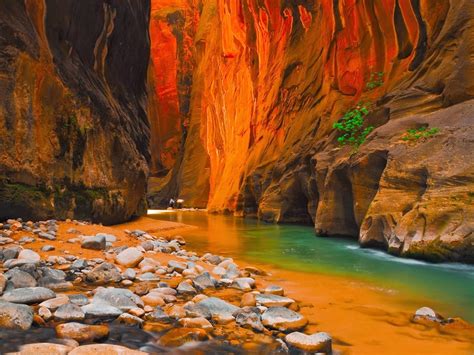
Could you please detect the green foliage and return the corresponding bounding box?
[402,126,440,142]
[366,72,384,90]
[333,104,374,150]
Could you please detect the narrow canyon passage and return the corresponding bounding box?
[0,0,473,354]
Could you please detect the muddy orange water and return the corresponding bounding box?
[148,210,474,355]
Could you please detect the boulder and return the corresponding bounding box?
[285,332,332,353]
[261,307,308,332]
[0,300,33,330]
[115,247,143,268]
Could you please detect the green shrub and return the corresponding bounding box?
[333,104,374,150]
[366,72,384,90]
[402,127,440,142]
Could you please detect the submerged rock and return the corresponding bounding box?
[159,328,208,347]
[56,322,109,343]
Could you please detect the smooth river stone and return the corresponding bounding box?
[17,249,41,262]
[261,307,308,332]
[69,344,146,355]
[1,287,56,304]
[285,331,332,353]
[115,247,143,267]
[256,294,295,307]
[56,322,109,343]
[17,342,74,355]
[0,300,33,330]
[93,287,143,311]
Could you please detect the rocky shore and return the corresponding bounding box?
[0,218,470,354]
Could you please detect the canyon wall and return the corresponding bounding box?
[149,0,474,262]
[0,0,151,224]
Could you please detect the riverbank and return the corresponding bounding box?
[0,217,473,354]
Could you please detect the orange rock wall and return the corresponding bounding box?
[148,0,474,261]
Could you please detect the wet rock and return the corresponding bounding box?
[166,304,186,319]
[5,268,37,288]
[68,344,146,355]
[17,249,41,262]
[116,247,144,268]
[93,287,143,311]
[81,235,106,250]
[159,328,208,347]
[261,307,308,332]
[202,253,222,265]
[145,307,172,323]
[413,307,443,324]
[56,322,109,343]
[285,332,332,353]
[264,285,284,296]
[38,306,53,321]
[39,296,70,311]
[179,317,213,330]
[234,307,264,332]
[16,342,74,355]
[116,312,144,327]
[86,262,122,284]
[70,259,88,270]
[231,277,255,292]
[196,297,239,323]
[256,294,295,308]
[223,264,240,279]
[2,287,56,304]
[81,303,123,319]
[168,260,187,273]
[193,272,217,291]
[177,281,197,295]
[54,303,85,322]
[0,300,33,330]
[184,303,212,319]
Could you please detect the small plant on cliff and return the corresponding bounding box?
[402,126,440,142]
[333,103,374,150]
[366,72,384,90]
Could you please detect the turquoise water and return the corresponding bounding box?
[149,211,474,322]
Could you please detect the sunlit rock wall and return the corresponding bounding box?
[0,0,151,224]
[149,0,474,262]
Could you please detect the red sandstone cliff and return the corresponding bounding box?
[0,0,151,224]
[148,0,474,262]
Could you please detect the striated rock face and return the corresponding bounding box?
[0,0,151,224]
[149,0,474,262]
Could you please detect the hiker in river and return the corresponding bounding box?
[169,198,175,209]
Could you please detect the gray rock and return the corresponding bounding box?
[234,307,264,332]
[93,288,143,311]
[17,249,41,262]
[54,303,85,321]
[285,332,332,353]
[123,268,136,281]
[0,300,34,330]
[0,237,14,245]
[184,303,212,319]
[231,277,255,292]
[168,260,187,273]
[196,297,239,322]
[3,247,21,260]
[38,232,56,241]
[193,272,216,291]
[82,303,123,319]
[41,245,55,252]
[2,287,56,304]
[81,235,106,250]
[18,236,35,244]
[85,262,122,284]
[71,259,88,270]
[264,285,284,296]
[137,272,160,282]
[413,307,442,322]
[256,294,295,307]
[145,307,172,323]
[261,307,307,332]
[5,268,37,288]
[115,247,143,268]
[223,264,240,279]
[96,233,117,242]
[177,281,197,295]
